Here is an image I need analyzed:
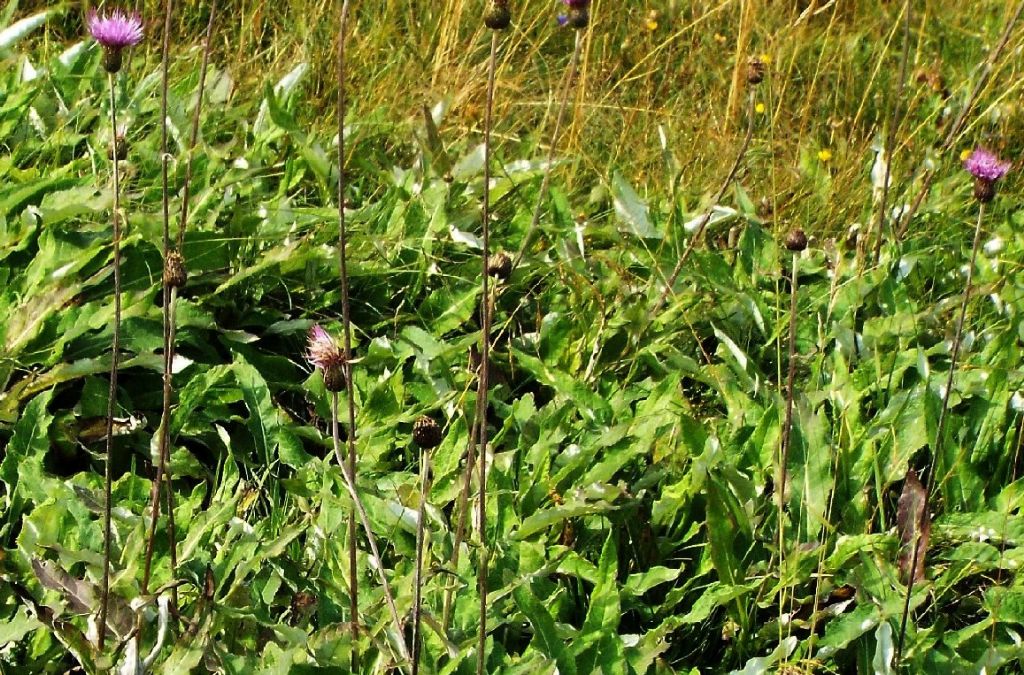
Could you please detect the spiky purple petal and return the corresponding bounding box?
[87,9,144,50]
[964,148,1010,182]
[306,325,345,371]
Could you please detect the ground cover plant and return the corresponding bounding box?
[1,0,1024,673]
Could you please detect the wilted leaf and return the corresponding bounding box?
[897,469,931,586]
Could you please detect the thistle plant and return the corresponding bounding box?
[776,227,806,645]
[308,326,411,665]
[514,0,588,267]
[896,147,1010,662]
[138,0,176,650]
[411,416,443,674]
[334,1,361,664]
[476,4,508,671]
[88,6,143,651]
[895,2,1023,240]
[144,0,219,619]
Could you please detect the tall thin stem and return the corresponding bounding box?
[896,203,986,662]
[871,0,911,266]
[330,393,411,667]
[334,0,359,663]
[142,0,175,600]
[476,32,499,675]
[650,90,756,319]
[411,445,430,674]
[98,70,123,652]
[776,245,801,645]
[513,30,583,268]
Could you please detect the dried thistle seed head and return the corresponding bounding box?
[322,364,346,393]
[163,250,187,288]
[412,416,443,449]
[785,228,808,252]
[746,57,766,85]
[487,251,513,280]
[108,127,128,161]
[483,0,511,29]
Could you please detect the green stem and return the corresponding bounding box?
[98,70,123,651]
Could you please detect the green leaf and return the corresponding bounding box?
[576,531,623,674]
[611,172,659,239]
[234,356,313,468]
[0,606,41,646]
[512,584,578,675]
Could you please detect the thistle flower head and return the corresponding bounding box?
[87,9,144,50]
[306,325,345,371]
[963,147,1010,182]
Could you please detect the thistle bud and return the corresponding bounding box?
[483,0,511,30]
[108,130,128,161]
[163,250,187,288]
[746,57,766,85]
[412,416,443,449]
[785,228,808,252]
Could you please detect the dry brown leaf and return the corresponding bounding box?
[897,469,931,586]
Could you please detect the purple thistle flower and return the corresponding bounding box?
[87,8,143,73]
[307,325,347,392]
[306,325,345,371]
[87,9,144,50]
[963,148,1010,183]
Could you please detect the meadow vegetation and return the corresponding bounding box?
[1,0,1024,673]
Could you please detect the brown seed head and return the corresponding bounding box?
[785,228,808,252]
[487,251,513,280]
[483,0,511,29]
[746,57,766,85]
[163,250,187,288]
[412,416,443,449]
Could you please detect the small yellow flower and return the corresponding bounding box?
[714,33,727,44]
[960,148,973,162]
[755,102,766,114]
[818,149,833,163]
[759,53,772,66]
[646,18,658,31]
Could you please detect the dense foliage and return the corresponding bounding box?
[1,1,1024,673]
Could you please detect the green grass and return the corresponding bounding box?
[1,0,1024,673]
